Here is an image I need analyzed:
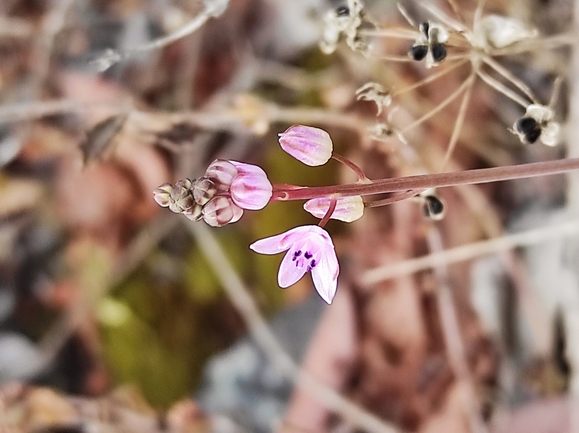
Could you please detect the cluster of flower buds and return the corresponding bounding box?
[153,160,272,227]
[409,21,449,68]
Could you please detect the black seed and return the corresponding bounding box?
[431,43,447,62]
[304,251,313,259]
[419,22,429,38]
[410,45,428,61]
[515,117,538,134]
[336,6,350,17]
[424,195,445,219]
[525,128,542,144]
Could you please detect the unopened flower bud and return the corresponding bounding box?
[193,177,217,205]
[278,125,333,166]
[304,195,364,222]
[202,196,243,227]
[205,160,238,190]
[229,161,272,210]
[153,183,173,207]
[169,179,195,213]
[183,204,203,221]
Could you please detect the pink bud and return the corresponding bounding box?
[304,195,364,222]
[153,183,173,207]
[278,125,333,166]
[229,161,273,210]
[202,196,243,227]
[205,160,238,190]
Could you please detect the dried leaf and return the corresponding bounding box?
[79,113,128,164]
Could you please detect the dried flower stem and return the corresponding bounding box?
[272,157,579,201]
[360,216,579,285]
[441,69,477,169]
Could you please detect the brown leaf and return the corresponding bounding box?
[79,113,128,164]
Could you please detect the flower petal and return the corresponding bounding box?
[278,249,308,288]
[312,251,339,304]
[540,122,560,147]
[250,226,314,254]
[304,196,364,222]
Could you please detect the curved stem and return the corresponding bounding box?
[318,197,338,228]
[271,157,579,201]
[332,153,370,182]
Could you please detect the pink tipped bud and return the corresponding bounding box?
[205,160,238,190]
[153,183,173,207]
[202,196,243,227]
[278,125,333,166]
[183,204,203,221]
[229,161,273,210]
[193,177,217,205]
[304,195,364,222]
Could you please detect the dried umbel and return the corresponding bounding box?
[319,0,368,55]
[473,15,537,50]
[153,160,273,227]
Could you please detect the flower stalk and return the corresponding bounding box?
[270,157,579,202]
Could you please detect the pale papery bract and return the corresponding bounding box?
[250,225,339,304]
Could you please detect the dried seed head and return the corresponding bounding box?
[320,0,367,55]
[356,82,392,116]
[409,21,448,68]
[419,189,446,221]
[474,15,537,50]
[512,104,560,147]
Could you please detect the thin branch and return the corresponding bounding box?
[93,0,229,72]
[359,217,579,285]
[476,69,530,108]
[441,70,477,169]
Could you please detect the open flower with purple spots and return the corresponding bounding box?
[250,225,339,304]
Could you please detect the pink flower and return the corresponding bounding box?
[304,195,364,222]
[229,161,272,210]
[250,225,339,304]
[278,125,333,166]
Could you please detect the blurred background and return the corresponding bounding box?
[0,0,577,432]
